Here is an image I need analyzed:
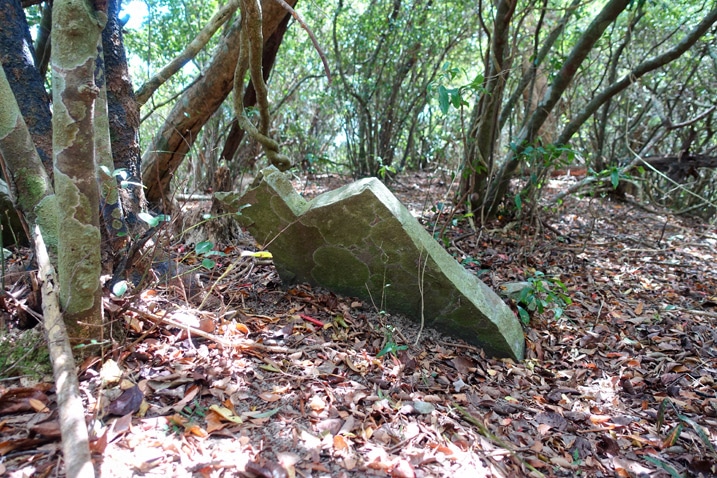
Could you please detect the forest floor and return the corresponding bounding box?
[1,171,716,477]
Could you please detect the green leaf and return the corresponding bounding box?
[663,423,682,447]
[195,241,214,255]
[201,258,216,270]
[120,180,142,189]
[611,169,620,189]
[112,280,128,297]
[377,342,407,358]
[469,74,485,91]
[203,250,226,257]
[138,212,168,228]
[643,456,683,478]
[678,414,715,453]
[517,306,530,325]
[244,407,282,419]
[514,193,522,209]
[438,85,450,114]
[517,286,532,304]
[449,88,463,108]
[657,398,669,431]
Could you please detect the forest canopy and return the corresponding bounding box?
[114,0,717,221]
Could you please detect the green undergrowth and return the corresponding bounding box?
[0,327,52,381]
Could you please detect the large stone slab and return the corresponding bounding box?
[229,166,524,360]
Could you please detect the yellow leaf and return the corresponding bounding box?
[186,424,208,437]
[537,423,552,435]
[309,395,326,411]
[634,301,644,315]
[241,250,273,259]
[259,392,282,402]
[100,359,122,386]
[208,404,243,423]
[29,398,49,413]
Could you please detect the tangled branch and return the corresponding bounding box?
[233,0,291,171]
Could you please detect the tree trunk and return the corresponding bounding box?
[142,0,296,209]
[95,32,129,257]
[0,66,54,236]
[474,0,631,217]
[51,0,105,342]
[462,0,516,208]
[0,0,53,172]
[102,0,145,227]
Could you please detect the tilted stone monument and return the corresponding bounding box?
[222,166,524,360]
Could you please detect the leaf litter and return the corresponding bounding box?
[0,172,715,477]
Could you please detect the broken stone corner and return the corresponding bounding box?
[233,166,525,361]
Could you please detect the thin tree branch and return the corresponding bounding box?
[234,0,291,170]
[499,0,581,130]
[271,0,331,83]
[135,0,239,106]
[557,6,717,146]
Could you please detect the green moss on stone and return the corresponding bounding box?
[312,245,370,293]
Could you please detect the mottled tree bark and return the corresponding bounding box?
[462,0,516,209]
[51,0,105,340]
[0,65,55,238]
[0,0,53,172]
[95,33,128,257]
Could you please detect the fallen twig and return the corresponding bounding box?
[34,225,94,478]
[454,403,545,478]
[128,306,337,354]
[682,309,717,318]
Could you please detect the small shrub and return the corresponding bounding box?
[515,271,572,325]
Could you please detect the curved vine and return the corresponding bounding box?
[233,0,291,171]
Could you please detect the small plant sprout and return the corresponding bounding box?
[377,324,408,358]
[193,241,226,270]
[138,211,170,228]
[514,271,572,325]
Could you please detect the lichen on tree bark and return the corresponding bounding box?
[51,0,106,341]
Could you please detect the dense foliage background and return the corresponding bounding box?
[115,0,717,220]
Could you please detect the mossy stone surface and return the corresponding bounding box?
[237,166,525,360]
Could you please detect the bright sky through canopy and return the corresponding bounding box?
[120,0,149,30]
